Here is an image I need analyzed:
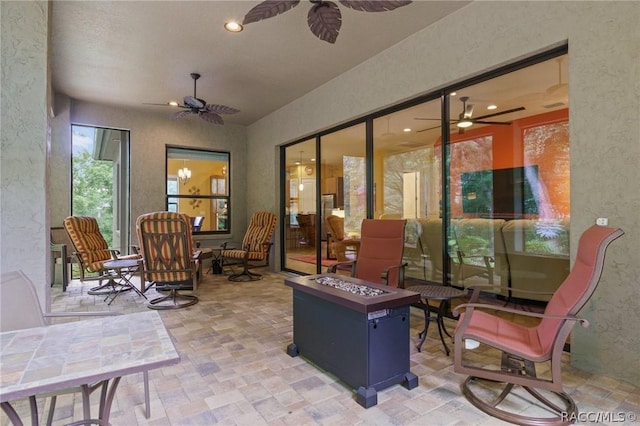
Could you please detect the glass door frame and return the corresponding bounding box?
[279,44,569,283]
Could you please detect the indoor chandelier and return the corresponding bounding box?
[178,161,191,185]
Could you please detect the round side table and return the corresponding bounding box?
[407,284,467,355]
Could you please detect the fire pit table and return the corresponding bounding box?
[285,274,421,408]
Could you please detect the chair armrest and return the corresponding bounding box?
[452,302,590,328]
[463,284,555,302]
[262,242,274,263]
[327,260,356,273]
[381,262,408,287]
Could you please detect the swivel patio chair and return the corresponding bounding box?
[452,224,624,425]
[328,219,407,287]
[63,216,142,294]
[222,211,277,282]
[136,212,200,309]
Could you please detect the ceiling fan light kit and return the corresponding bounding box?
[242,0,412,44]
[415,96,525,134]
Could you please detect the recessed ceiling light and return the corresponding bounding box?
[487,104,497,110]
[403,128,411,132]
[168,101,179,106]
[450,92,457,96]
[311,158,316,162]
[224,21,243,32]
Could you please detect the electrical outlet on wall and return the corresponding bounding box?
[596,218,608,226]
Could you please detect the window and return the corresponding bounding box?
[166,147,230,233]
[72,125,133,254]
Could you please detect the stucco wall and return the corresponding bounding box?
[246,1,640,384]
[52,99,249,247]
[0,1,50,307]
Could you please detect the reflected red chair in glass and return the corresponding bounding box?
[452,225,624,425]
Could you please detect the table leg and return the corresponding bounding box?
[1,402,24,426]
[29,396,38,426]
[105,267,146,305]
[61,245,69,292]
[99,377,121,426]
[416,300,431,352]
[144,371,150,419]
[436,302,451,356]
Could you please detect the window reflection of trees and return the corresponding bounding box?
[343,155,366,234]
[382,148,431,217]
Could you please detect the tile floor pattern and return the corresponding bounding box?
[2,269,639,425]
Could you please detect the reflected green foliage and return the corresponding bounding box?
[72,151,114,244]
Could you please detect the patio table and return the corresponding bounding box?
[0,311,180,425]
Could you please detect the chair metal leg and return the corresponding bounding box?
[148,289,198,310]
[461,353,578,426]
[228,261,263,282]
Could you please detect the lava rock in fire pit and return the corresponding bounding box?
[315,276,387,296]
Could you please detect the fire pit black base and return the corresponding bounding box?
[285,274,420,408]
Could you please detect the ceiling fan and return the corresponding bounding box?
[546,57,568,95]
[242,0,412,44]
[415,96,525,134]
[145,73,239,125]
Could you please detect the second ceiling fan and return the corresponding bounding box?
[416,96,525,134]
[146,73,239,125]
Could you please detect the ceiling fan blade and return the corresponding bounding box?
[143,102,176,107]
[242,0,300,25]
[474,106,525,120]
[474,120,512,125]
[171,110,193,120]
[184,96,205,109]
[414,117,441,121]
[417,124,443,133]
[200,112,224,125]
[338,0,412,12]
[308,1,342,44]
[206,104,240,115]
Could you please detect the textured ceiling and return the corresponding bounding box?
[51,1,470,126]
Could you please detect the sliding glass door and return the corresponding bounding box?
[320,123,367,267]
[281,49,570,297]
[283,139,317,273]
[373,100,442,283]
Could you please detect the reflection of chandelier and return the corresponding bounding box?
[178,160,191,185]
